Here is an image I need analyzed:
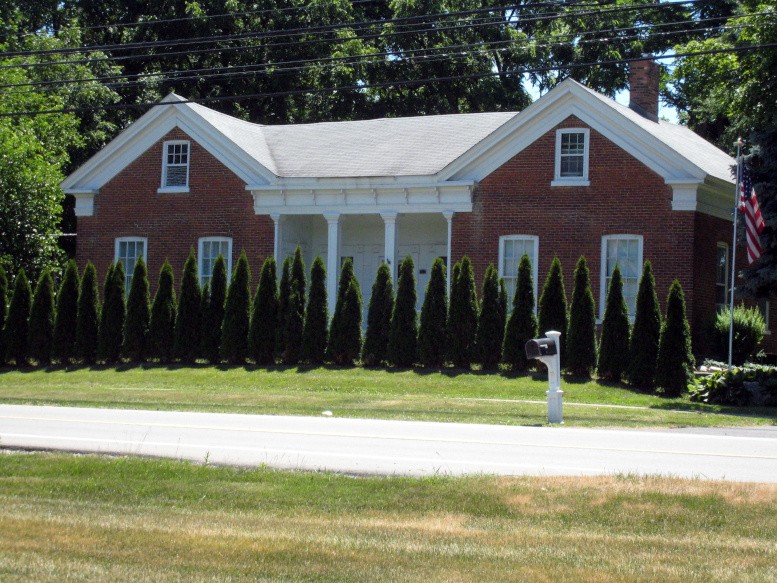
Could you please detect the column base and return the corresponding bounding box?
[546,389,564,424]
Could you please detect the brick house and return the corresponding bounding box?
[63,61,764,355]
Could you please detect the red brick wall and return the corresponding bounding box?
[76,128,274,291]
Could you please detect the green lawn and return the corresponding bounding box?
[0,364,774,428]
[0,452,775,582]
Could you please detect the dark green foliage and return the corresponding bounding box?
[502,254,538,371]
[328,258,362,365]
[250,258,279,366]
[279,248,305,365]
[149,260,177,362]
[201,256,227,363]
[566,257,597,377]
[291,246,306,313]
[123,257,150,362]
[5,269,31,366]
[174,250,202,363]
[447,257,478,369]
[28,269,55,365]
[497,278,508,342]
[53,260,79,362]
[655,280,695,397]
[98,262,126,364]
[418,258,447,368]
[0,266,6,362]
[711,304,766,366]
[689,364,777,407]
[538,257,568,361]
[76,262,100,364]
[363,262,394,367]
[597,266,631,382]
[388,256,418,368]
[221,251,251,364]
[277,257,292,358]
[475,264,503,371]
[301,256,328,365]
[626,261,662,389]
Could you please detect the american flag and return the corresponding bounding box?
[740,164,765,264]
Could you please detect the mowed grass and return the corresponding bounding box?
[0,365,775,428]
[0,452,775,582]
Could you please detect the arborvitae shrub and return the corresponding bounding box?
[301,256,328,364]
[53,260,79,362]
[363,262,394,366]
[99,262,126,363]
[448,256,478,369]
[655,280,695,397]
[328,258,362,365]
[5,269,31,366]
[123,257,150,362]
[76,262,100,364]
[566,257,597,377]
[502,254,538,371]
[498,278,508,343]
[291,246,306,313]
[28,269,55,365]
[277,257,292,358]
[0,266,6,362]
[476,264,503,370]
[149,260,177,362]
[280,248,305,365]
[221,251,251,364]
[538,257,568,362]
[174,250,202,363]
[597,266,631,382]
[418,258,447,368]
[250,257,279,365]
[201,256,226,363]
[626,261,661,389]
[388,255,418,367]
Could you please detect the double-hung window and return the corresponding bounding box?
[199,237,232,287]
[601,235,643,320]
[498,235,539,307]
[115,237,147,293]
[553,129,590,186]
[160,140,190,191]
[716,243,730,311]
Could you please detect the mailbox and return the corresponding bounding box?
[525,337,558,359]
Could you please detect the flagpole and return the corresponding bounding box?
[728,138,744,369]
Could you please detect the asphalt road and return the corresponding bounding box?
[1,404,776,483]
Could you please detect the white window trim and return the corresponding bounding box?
[159,140,191,193]
[198,236,233,286]
[498,235,539,311]
[716,242,730,312]
[114,237,147,292]
[551,128,591,187]
[599,234,643,322]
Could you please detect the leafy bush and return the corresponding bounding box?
[710,304,766,365]
[689,364,777,407]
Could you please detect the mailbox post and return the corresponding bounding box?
[525,330,563,424]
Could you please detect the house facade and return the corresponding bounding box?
[63,61,767,355]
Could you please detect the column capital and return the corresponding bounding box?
[442,210,455,221]
[380,211,399,223]
[270,212,282,224]
[323,211,341,224]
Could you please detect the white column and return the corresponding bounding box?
[270,212,282,264]
[443,210,455,292]
[380,211,398,275]
[324,212,341,315]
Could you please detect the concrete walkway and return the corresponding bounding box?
[1,404,775,483]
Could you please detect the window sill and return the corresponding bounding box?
[158,186,190,194]
[551,179,590,187]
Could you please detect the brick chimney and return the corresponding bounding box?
[629,58,659,122]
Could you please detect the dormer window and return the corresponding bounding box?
[160,140,190,192]
[552,129,590,186]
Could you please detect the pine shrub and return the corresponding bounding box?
[249,257,279,365]
[597,266,631,382]
[626,261,661,389]
[475,264,503,370]
[362,262,394,366]
[174,250,202,363]
[328,258,362,365]
[291,246,306,313]
[502,254,538,371]
[201,256,227,363]
[53,260,80,362]
[76,262,100,364]
[149,260,177,362]
[447,256,478,369]
[123,257,150,362]
[277,256,292,358]
[498,278,508,342]
[280,248,305,365]
[301,256,328,364]
[98,262,126,363]
[566,257,597,377]
[28,269,55,365]
[418,258,447,368]
[655,280,695,397]
[5,269,31,366]
[388,255,418,367]
[538,258,568,362]
[0,266,6,363]
[221,250,251,364]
